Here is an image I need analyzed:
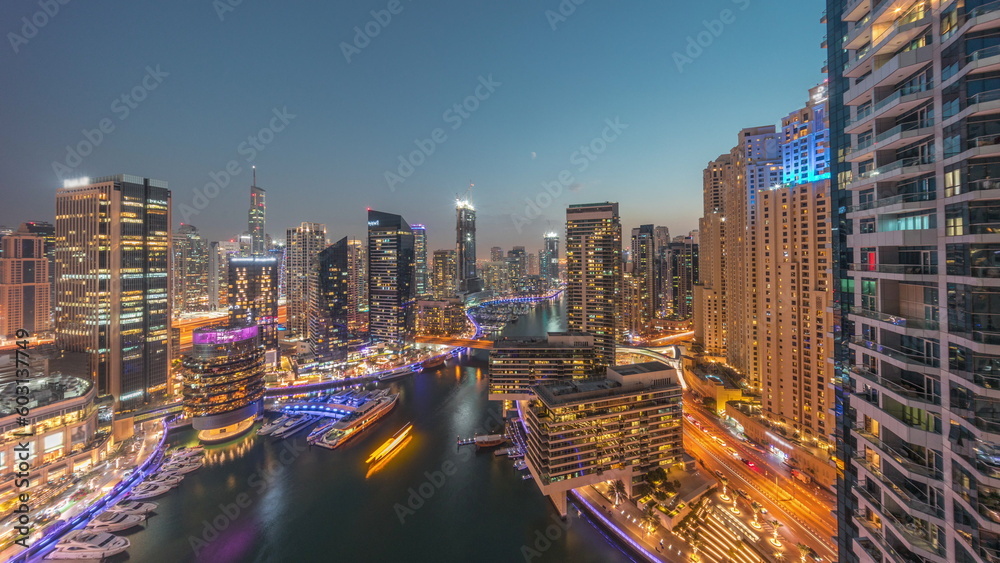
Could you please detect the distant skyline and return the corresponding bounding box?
[0,0,824,254]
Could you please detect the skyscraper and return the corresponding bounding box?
[540,232,559,285]
[0,228,51,338]
[490,246,504,262]
[665,233,699,319]
[432,249,457,300]
[630,224,656,334]
[695,155,731,356]
[456,198,482,293]
[368,210,415,344]
[209,240,240,310]
[310,237,350,363]
[55,175,171,413]
[653,226,670,317]
[227,256,279,360]
[346,239,368,338]
[412,224,429,297]
[172,224,210,316]
[19,221,55,297]
[827,1,970,560]
[285,222,327,337]
[566,202,622,367]
[249,168,266,256]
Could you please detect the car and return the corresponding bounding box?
[751,501,767,514]
[807,548,822,562]
[736,488,749,499]
[702,427,710,433]
[715,470,724,478]
[742,458,756,469]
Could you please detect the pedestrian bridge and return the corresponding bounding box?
[413,336,494,349]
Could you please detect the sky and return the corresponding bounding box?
[0,0,825,256]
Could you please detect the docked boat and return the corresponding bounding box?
[307,419,339,443]
[108,500,157,515]
[421,355,446,369]
[366,423,413,464]
[85,511,145,532]
[472,434,508,449]
[377,365,419,382]
[514,459,527,471]
[45,531,130,560]
[316,393,399,450]
[257,414,291,436]
[172,446,205,457]
[522,474,533,480]
[272,415,317,439]
[161,460,202,474]
[145,472,182,487]
[128,483,172,500]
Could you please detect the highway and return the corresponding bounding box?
[684,398,837,562]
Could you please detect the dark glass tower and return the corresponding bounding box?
[249,168,266,256]
[456,199,482,293]
[541,232,560,285]
[367,210,415,344]
[310,237,350,362]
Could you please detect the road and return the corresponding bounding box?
[684,399,837,561]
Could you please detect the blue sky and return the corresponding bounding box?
[0,0,825,254]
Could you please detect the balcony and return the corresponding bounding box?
[855,460,944,519]
[843,0,871,23]
[847,262,937,275]
[846,106,876,133]
[849,155,935,190]
[844,191,935,214]
[845,138,875,161]
[968,0,1000,33]
[873,46,934,90]
[848,336,940,367]
[947,178,1000,199]
[872,79,934,120]
[850,365,941,407]
[874,119,934,150]
[866,4,932,61]
[849,305,939,331]
[967,45,1000,76]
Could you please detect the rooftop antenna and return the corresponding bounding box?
[252,165,257,188]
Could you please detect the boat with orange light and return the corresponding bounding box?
[365,423,413,464]
[314,392,398,449]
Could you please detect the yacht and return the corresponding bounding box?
[257,414,291,436]
[161,460,201,474]
[272,415,317,439]
[316,393,399,450]
[377,365,418,382]
[85,511,145,533]
[45,530,130,560]
[514,459,528,471]
[307,419,339,444]
[128,483,172,500]
[172,445,205,457]
[145,472,182,487]
[109,500,157,515]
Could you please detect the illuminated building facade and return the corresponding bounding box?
[285,222,327,337]
[310,237,351,362]
[432,249,457,300]
[487,332,596,401]
[172,224,210,315]
[227,256,279,359]
[412,224,429,297]
[414,299,468,338]
[541,232,560,285]
[55,175,171,413]
[695,156,730,356]
[630,224,656,334]
[367,210,415,344]
[182,324,265,442]
[249,175,266,256]
[566,202,622,367]
[0,229,51,338]
[523,361,683,515]
[456,199,483,293]
[347,239,368,337]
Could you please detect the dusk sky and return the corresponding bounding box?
[1,0,824,254]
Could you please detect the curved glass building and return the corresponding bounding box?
[182,323,266,442]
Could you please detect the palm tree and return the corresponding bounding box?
[771,520,783,542]
[610,479,628,506]
[641,503,660,535]
[797,543,811,563]
[689,531,701,562]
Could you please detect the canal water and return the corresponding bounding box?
[124,295,634,563]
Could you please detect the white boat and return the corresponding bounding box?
[109,500,157,515]
[162,461,201,475]
[522,474,533,480]
[268,415,305,438]
[514,459,528,471]
[307,420,339,443]
[44,530,130,560]
[172,445,205,457]
[317,393,399,450]
[128,483,172,500]
[272,415,317,439]
[377,365,417,382]
[257,414,291,435]
[145,472,182,487]
[85,511,145,532]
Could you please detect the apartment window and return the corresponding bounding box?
[859,218,876,234]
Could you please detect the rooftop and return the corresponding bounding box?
[611,361,671,376]
[0,375,93,416]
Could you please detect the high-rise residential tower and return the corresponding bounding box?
[695,155,731,356]
[346,239,368,338]
[630,224,656,334]
[826,1,986,561]
[566,202,622,367]
[665,233,699,320]
[310,237,350,363]
[227,256,279,360]
[285,222,327,337]
[54,175,171,413]
[209,240,241,310]
[172,224,210,316]
[432,249,457,300]
[456,198,482,293]
[0,228,51,338]
[412,224,429,297]
[249,168,266,256]
[541,232,560,284]
[368,210,415,344]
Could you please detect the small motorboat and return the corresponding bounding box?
[108,500,157,515]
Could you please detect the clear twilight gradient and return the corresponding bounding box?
[0,0,823,254]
